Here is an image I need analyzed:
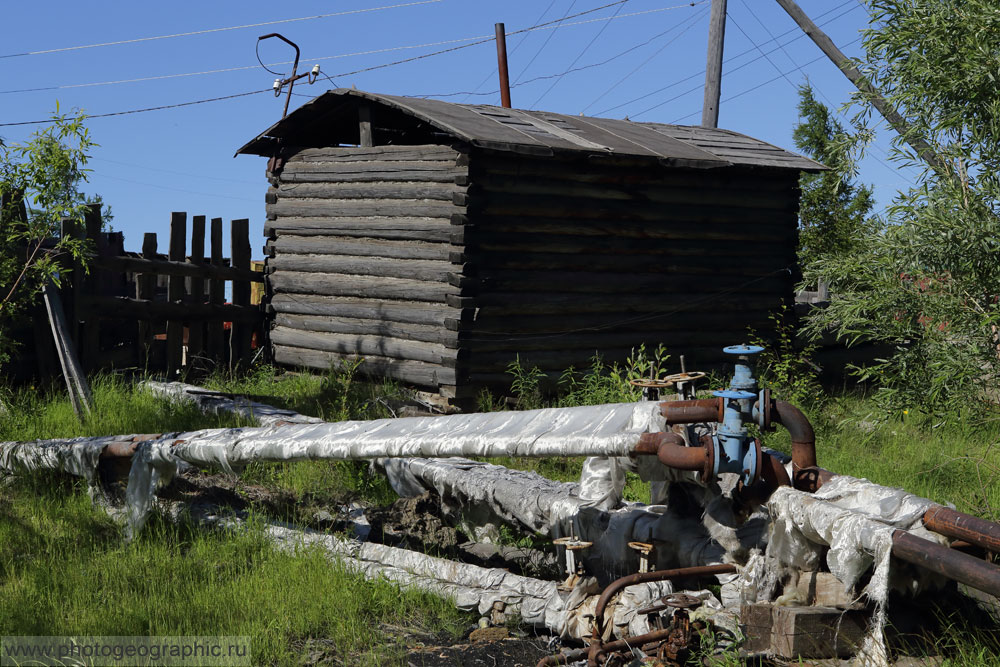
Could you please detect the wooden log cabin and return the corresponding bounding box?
[237,89,823,402]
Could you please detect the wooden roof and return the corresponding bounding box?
[237,89,824,171]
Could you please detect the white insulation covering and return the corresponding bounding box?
[0,435,127,484]
[195,510,675,640]
[143,380,324,426]
[766,475,949,667]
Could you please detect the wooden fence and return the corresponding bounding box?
[52,205,265,377]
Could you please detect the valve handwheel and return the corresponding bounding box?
[662,371,706,384]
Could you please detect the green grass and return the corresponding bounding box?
[0,474,468,666]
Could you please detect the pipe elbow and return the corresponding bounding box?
[773,400,817,471]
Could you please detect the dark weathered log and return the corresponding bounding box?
[269,294,467,325]
[284,158,459,173]
[463,346,730,373]
[452,310,769,334]
[271,327,455,364]
[463,251,790,276]
[267,199,462,219]
[272,255,457,283]
[274,345,456,387]
[166,212,186,376]
[463,217,791,242]
[276,313,459,347]
[458,329,758,353]
[265,217,456,243]
[85,296,262,323]
[456,193,795,223]
[447,292,785,314]
[464,270,786,294]
[269,236,453,261]
[274,182,463,201]
[461,231,793,257]
[92,254,263,282]
[269,272,458,302]
[287,144,461,163]
[465,175,797,209]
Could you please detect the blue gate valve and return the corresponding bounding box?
[710,389,759,485]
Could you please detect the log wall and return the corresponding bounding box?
[266,143,801,400]
[265,144,469,390]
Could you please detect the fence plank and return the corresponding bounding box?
[208,218,225,359]
[166,212,186,376]
[136,232,158,362]
[81,204,102,371]
[230,219,252,366]
[188,215,206,361]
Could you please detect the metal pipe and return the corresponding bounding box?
[494,23,511,108]
[772,400,817,475]
[585,627,679,667]
[922,505,1000,554]
[660,398,722,424]
[591,563,737,641]
[891,529,1000,598]
[633,432,709,477]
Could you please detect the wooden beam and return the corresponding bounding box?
[188,215,206,360]
[166,212,186,376]
[230,219,253,366]
[774,0,948,175]
[207,218,225,359]
[358,105,373,147]
[702,0,727,128]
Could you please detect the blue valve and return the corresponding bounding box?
[706,346,765,486]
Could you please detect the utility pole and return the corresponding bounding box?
[495,23,512,108]
[701,0,727,128]
[774,0,947,175]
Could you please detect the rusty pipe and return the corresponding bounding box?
[734,447,792,508]
[923,506,1000,554]
[892,529,1000,598]
[591,563,737,642]
[585,627,679,667]
[537,628,678,667]
[633,431,709,477]
[659,398,723,424]
[772,400,817,480]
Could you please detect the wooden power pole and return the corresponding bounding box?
[701,0,727,128]
[774,0,947,175]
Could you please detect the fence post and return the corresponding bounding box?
[230,219,252,367]
[207,218,224,360]
[166,212,186,376]
[137,232,158,364]
[80,203,102,371]
[188,215,206,362]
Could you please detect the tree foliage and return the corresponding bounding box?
[0,110,96,366]
[803,0,1000,417]
[792,84,873,272]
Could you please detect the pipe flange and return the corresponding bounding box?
[746,437,762,487]
[699,433,716,482]
[713,389,756,400]
[757,388,773,430]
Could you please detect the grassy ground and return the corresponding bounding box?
[1,366,999,665]
[0,373,468,666]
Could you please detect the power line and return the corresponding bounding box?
[0,89,269,127]
[580,7,709,113]
[660,38,863,123]
[512,1,580,87]
[414,9,708,100]
[0,1,443,59]
[530,0,626,109]
[0,1,706,96]
[592,0,859,116]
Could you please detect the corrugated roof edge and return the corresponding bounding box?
[236,89,826,172]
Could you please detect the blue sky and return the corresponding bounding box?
[0,0,918,257]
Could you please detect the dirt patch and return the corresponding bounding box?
[367,492,461,553]
[406,631,557,667]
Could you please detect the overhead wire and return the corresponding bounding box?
[0,1,706,96]
[416,7,707,101]
[512,0,580,87]
[592,0,858,116]
[529,0,626,109]
[0,1,443,59]
[580,6,709,114]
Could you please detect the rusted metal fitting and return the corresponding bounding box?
[628,542,655,573]
[659,398,723,425]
